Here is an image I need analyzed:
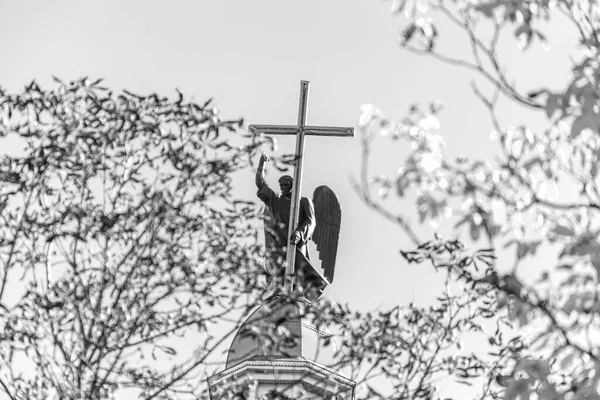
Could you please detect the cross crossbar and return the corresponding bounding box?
[249,125,354,137]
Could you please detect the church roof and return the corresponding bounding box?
[226,296,337,370]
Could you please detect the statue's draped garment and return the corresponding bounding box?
[257,184,316,262]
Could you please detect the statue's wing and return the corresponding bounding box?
[312,185,341,283]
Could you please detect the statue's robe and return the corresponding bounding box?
[257,184,316,267]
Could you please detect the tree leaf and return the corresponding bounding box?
[551,224,574,237]
[570,113,597,139]
[470,221,481,241]
[545,94,561,119]
[515,358,550,380]
[391,0,408,13]
[592,251,600,277]
[558,351,575,370]
[473,2,495,18]
[505,378,533,400]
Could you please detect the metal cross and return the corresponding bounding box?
[249,81,354,290]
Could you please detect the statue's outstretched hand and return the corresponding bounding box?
[260,151,270,163]
[256,152,269,189]
[291,230,302,246]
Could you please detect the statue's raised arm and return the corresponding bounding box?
[255,152,269,189]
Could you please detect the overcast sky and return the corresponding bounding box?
[0,1,582,395]
[0,0,579,304]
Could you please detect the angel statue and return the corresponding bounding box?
[255,152,341,284]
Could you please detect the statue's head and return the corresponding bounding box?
[278,175,293,195]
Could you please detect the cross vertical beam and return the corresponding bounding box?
[286,81,310,284]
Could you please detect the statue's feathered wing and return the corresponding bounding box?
[312,185,341,283]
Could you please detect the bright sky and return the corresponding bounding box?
[0,0,580,305]
[0,0,584,396]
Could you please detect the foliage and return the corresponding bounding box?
[0,78,491,400]
[0,78,272,399]
[0,76,517,400]
[355,0,600,398]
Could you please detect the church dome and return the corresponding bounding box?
[226,296,337,370]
